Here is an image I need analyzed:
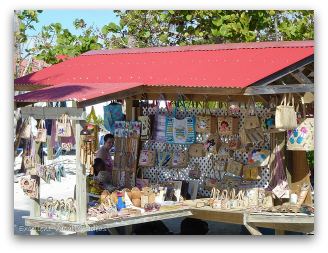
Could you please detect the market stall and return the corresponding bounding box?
[14,41,314,235]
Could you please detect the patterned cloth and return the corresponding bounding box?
[104,103,124,133]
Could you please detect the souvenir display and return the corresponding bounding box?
[204,134,221,154]
[80,129,96,168]
[156,150,172,168]
[171,150,188,168]
[268,145,290,199]
[275,94,298,130]
[21,117,32,139]
[226,159,243,176]
[35,119,47,142]
[195,115,212,133]
[104,102,124,133]
[20,177,38,199]
[17,88,314,232]
[244,127,264,144]
[113,136,139,186]
[138,150,156,167]
[165,116,196,144]
[56,114,72,137]
[244,99,261,130]
[138,115,152,140]
[242,164,261,181]
[40,197,76,222]
[287,118,314,151]
[188,143,206,157]
[189,163,201,179]
[34,164,66,183]
[217,117,239,135]
[204,177,218,191]
[248,149,270,167]
[153,114,167,142]
[86,106,100,151]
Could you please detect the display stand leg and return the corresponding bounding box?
[275,229,285,235]
[30,141,41,235]
[243,223,262,236]
[75,116,87,224]
[124,225,132,235]
[108,228,119,235]
[47,135,53,160]
[243,214,262,235]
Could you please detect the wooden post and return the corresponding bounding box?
[75,116,87,224]
[30,141,41,235]
[125,99,133,121]
[46,135,53,160]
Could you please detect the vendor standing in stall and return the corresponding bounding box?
[95,133,114,179]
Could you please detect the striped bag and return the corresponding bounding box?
[165,116,196,144]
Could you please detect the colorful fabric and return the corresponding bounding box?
[104,103,124,133]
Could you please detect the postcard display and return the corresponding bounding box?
[139,104,272,197]
[113,121,141,188]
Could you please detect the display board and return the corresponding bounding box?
[140,105,272,197]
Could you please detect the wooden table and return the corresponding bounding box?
[191,208,314,235]
[23,203,314,235]
[244,212,314,235]
[23,207,193,234]
[183,200,314,235]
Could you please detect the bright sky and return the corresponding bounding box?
[27,10,120,36]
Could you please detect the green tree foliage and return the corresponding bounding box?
[19,10,314,64]
[14,10,43,44]
[29,21,102,64]
[105,10,314,48]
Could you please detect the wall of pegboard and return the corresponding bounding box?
[140,105,273,197]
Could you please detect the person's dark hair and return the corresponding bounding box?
[93,158,106,176]
[104,133,114,143]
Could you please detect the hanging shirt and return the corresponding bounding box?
[104,103,124,133]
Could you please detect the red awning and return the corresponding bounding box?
[14,41,314,90]
[14,83,143,103]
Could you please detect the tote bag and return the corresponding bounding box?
[138,150,156,167]
[287,118,314,151]
[166,116,195,144]
[35,120,47,143]
[275,94,297,130]
[244,98,261,130]
[21,117,32,139]
[217,117,239,135]
[171,150,188,168]
[196,115,211,133]
[152,99,169,142]
[138,115,152,141]
[226,159,243,176]
[56,114,71,137]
